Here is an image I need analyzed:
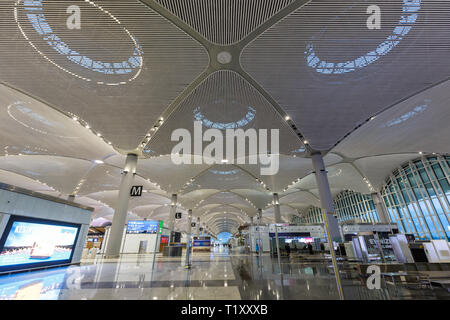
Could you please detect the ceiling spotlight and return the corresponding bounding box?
[303,140,309,144]
[97,133,102,137]
[85,125,90,129]
[94,160,104,164]
[72,116,78,121]
[221,159,229,163]
[285,116,290,121]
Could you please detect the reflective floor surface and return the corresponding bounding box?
[0,247,449,300]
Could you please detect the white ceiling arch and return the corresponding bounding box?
[0,0,448,234]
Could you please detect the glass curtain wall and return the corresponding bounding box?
[292,190,379,225]
[291,155,450,241]
[381,155,450,240]
[334,190,379,223]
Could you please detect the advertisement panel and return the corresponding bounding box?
[0,216,80,272]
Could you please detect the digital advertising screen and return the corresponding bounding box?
[126,220,162,234]
[160,235,169,244]
[285,237,314,244]
[0,216,80,272]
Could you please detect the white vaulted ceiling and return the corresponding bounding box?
[0,0,448,235]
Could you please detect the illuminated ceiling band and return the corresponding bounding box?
[383,101,429,128]
[209,169,239,175]
[15,0,143,85]
[305,0,421,74]
[7,101,78,139]
[193,106,256,129]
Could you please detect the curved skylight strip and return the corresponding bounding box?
[15,0,143,85]
[193,106,256,129]
[7,102,79,138]
[209,169,239,175]
[305,0,421,74]
[291,147,306,153]
[382,100,428,128]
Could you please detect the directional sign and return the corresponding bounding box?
[191,222,196,228]
[175,212,182,219]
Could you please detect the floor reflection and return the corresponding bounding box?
[0,248,447,300]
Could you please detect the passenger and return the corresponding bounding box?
[285,243,291,256]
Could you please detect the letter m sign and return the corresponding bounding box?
[130,186,143,197]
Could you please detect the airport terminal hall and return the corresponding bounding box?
[1,0,450,306]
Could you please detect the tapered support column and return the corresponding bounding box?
[311,153,341,242]
[168,194,177,242]
[250,216,254,226]
[311,152,345,300]
[371,193,390,223]
[185,209,193,268]
[273,193,282,223]
[258,208,263,225]
[196,217,200,238]
[105,153,138,258]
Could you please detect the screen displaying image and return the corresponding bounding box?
[126,220,161,234]
[0,218,80,271]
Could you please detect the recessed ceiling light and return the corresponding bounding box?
[94,160,104,164]
[221,159,229,163]
[285,116,290,121]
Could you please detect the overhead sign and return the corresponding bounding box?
[130,186,143,197]
[191,222,196,228]
[175,212,182,219]
[126,220,159,234]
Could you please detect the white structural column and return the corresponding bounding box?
[273,193,282,223]
[258,208,263,225]
[196,217,200,237]
[168,194,177,242]
[186,210,193,237]
[185,209,193,267]
[250,216,254,226]
[311,152,341,242]
[371,193,390,223]
[105,153,138,258]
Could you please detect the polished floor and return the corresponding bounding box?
[0,247,448,300]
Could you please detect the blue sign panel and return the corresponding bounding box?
[126,220,159,234]
[193,240,211,247]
